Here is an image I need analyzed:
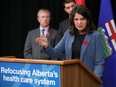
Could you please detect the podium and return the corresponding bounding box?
[0,58,102,87]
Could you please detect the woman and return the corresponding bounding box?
[36,4,104,79]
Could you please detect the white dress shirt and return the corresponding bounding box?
[40,26,49,37]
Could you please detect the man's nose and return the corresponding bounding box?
[70,7,73,11]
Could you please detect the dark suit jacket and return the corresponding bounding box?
[56,18,70,43]
[55,18,70,60]
[24,27,57,59]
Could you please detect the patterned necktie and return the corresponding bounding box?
[42,29,45,35]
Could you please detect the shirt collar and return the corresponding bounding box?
[40,26,49,31]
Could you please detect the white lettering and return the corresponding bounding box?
[1,67,31,77]
[3,75,19,82]
[34,78,55,85]
[20,77,33,83]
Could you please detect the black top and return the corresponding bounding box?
[72,34,86,59]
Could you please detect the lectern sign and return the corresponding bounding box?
[0,62,60,87]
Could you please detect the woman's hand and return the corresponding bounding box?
[35,35,48,48]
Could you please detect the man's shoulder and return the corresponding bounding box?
[28,28,39,32]
[50,27,56,30]
[27,28,39,36]
[60,18,69,24]
[49,27,57,34]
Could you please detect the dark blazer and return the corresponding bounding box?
[55,18,70,60]
[42,30,105,78]
[56,18,70,43]
[24,27,57,59]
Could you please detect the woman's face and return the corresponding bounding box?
[73,13,87,32]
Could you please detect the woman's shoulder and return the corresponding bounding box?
[91,30,101,36]
[64,29,71,36]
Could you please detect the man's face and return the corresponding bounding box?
[37,11,50,28]
[64,2,75,15]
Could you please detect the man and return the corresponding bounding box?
[56,0,76,60]
[56,0,76,43]
[24,8,57,59]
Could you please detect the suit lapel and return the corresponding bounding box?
[46,28,53,44]
[80,34,92,60]
[65,34,75,60]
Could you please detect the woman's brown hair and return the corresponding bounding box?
[69,4,96,35]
